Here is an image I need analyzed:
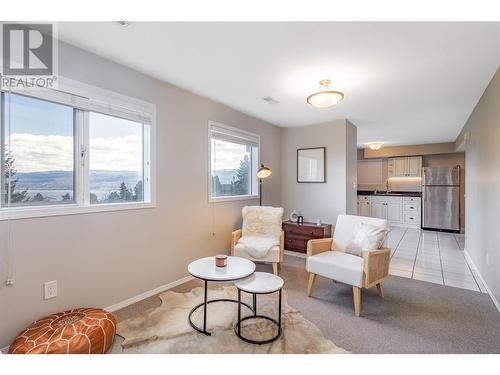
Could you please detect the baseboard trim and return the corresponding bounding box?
[105,275,195,312]
[284,250,306,259]
[0,275,195,354]
[464,250,500,313]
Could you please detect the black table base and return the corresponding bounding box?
[188,279,254,336]
[234,288,282,344]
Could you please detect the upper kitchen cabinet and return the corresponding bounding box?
[357,159,383,185]
[407,157,422,177]
[388,156,422,177]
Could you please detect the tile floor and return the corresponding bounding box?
[387,227,487,293]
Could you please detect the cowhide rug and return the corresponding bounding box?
[114,285,348,354]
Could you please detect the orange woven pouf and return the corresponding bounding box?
[8,308,116,354]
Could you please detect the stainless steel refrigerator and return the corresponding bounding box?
[422,166,460,232]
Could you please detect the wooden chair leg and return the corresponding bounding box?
[353,287,361,317]
[272,263,278,275]
[376,283,384,299]
[307,273,316,297]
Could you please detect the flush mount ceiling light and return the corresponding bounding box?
[367,142,384,150]
[306,79,344,108]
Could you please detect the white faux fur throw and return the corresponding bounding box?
[238,206,284,258]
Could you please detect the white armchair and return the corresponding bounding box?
[306,214,390,316]
[231,206,284,275]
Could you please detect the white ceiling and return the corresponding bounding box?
[58,22,500,146]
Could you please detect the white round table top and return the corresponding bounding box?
[234,271,284,294]
[187,256,256,281]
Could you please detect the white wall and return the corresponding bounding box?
[280,119,357,228]
[455,67,500,308]
[0,42,282,348]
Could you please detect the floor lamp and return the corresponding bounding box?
[256,164,272,206]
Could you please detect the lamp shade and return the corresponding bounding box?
[307,79,344,108]
[257,164,272,179]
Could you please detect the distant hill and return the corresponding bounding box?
[15,170,142,190]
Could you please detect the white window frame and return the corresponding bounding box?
[0,77,156,220]
[208,120,260,203]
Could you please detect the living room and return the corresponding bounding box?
[1,1,500,373]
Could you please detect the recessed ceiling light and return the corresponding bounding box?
[262,96,280,104]
[116,21,131,28]
[367,142,384,150]
[307,79,344,108]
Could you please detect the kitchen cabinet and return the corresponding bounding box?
[387,200,403,222]
[388,156,422,178]
[357,194,421,228]
[403,196,421,225]
[392,158,408,178]
[407,157,422,177]
[371,196,403,223]
[357,200,371,217]
[370,201,387,219]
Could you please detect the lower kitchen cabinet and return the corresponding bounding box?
[357,200,371,217]
[370,200,387,219]
[387,200,403,222]
[357,195,421,228]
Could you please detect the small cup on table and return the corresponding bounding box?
[215,254,227,268]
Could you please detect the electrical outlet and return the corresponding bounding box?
[44,280,58,300]
[486,253,489,266]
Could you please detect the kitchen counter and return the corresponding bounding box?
[357,190,422,197]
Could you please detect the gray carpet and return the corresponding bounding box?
[113,255,500,354]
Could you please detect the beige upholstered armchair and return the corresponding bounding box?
[306,214,390,316]
[231,206,285,275]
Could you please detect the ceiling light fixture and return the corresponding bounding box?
[367,142,384,150]
[306,79,344,108]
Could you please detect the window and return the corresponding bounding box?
[0,83,154,220]
[209,121,259,202]
[89,112,144,204]
[2,94,75,207]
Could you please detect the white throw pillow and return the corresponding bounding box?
[345,222,389,257]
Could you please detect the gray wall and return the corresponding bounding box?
[0,42,282,348]
[345,120,358,215]
[280,119,357,229]
[455,67,500,308]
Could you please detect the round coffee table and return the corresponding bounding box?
[234,272,284,344]
[187,256,256,335]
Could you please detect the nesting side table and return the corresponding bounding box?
[234,271,284,344]
[187,256,256,336]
